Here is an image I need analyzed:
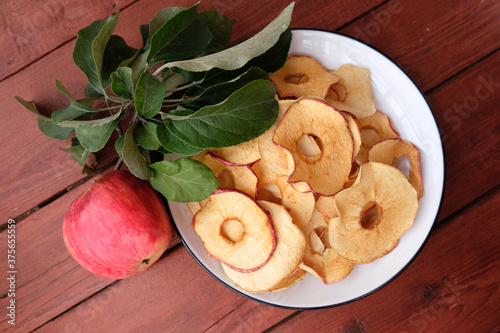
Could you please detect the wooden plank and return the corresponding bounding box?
[1,0,497,331]
[0,0,137,80]
[0,167,180,333]
[27,47,500,333]
[268,189,500,333]
[425,51,500,219]
[339,0,500,92]
[35,187,500,332]
[0,0,385,222]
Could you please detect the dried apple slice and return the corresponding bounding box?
[207,136,261,165]
[342,111,362,159]
[329,162,418,264]
[202,152,258,198]
[222,200,306,292]
[299,209,354,284]
[270,56,339,99]
[273,98,353,196]
[315,195,339,222]
[325,64,376,119]
[257,98,296,178]
[267,267,306,292]
[355,111,399,164]
[253,160,315,229]
[368,138,424,199]
[192,189,276,272]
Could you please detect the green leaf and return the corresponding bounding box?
[149,158,219,202]
[136,121,161,150]
[15,96,75,140]
[84,83,104,99]
[148,7,188,44]
[60,138,93,167]
[111,67,134,99]
[156,123,204,156]
[151,18,212,65]
[148,4,209,66]
[164,79,278,149]
[121,127,151,180]
[199,10,235,54]
[75,117,119,152]
[154,2,294,73]
[51,98,101,121]
[115,133,125,160]
[55,79,100,114]
[101,35,137,81]
[37,118,75,140]
[128,51,149,85]
[134,72,164,118]
[183,67,268,109]
[57,110,121,128]
[72,12,119,94]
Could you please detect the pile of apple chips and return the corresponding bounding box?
[188,56,424,292]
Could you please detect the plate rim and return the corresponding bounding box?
[167,28,447,310]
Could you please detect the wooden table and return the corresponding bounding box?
[1,0,499,332]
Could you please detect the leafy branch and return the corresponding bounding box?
[15,2,294,202]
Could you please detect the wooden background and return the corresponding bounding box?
[1,0,499,332]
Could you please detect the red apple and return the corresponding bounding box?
[63,170,173,279]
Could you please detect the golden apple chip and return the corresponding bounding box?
[368,138,424,200]
[273,98,353,196]
[329,162,418,264]
[253,160,315,229]
[300,209,354,284]
[355,111,400,164]
[192,190,276,272]
[325,64,376,119]
[270,56,339,99]
[222,200,306,292]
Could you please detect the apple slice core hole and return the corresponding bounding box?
[392,156,411,179]
[257,184,282,205]
[217,169,235,189]
[360,202,382,229]
[284,73,309,84]
[296,134,323,162]
[220,219,245,243]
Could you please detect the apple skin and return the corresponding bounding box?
[63,170,173,279]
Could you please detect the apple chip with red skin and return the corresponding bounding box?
[300,209,355,284]
[325,64,376,119]
[329,162,418,264]
[222,200,306,293]
[192,189,276,272]
[202,152,258,198]
[253,159,315,229]
[270,56,339,99]
[257,98,296,178]
[368,138,424,200]
[207,136,261,165]
[355,111,400,164]
[273,98,354,196]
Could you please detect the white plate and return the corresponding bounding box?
[167,29,445,309]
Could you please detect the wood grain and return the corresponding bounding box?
[3,54,498,331]
[425,51,500,220]
[0,0,384,223]
[0,168,180,333]
[0,0,137,80]
[339,0,500,92]
[0,0,498,331]
[36,186,500,333]
[271,188,500,333]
